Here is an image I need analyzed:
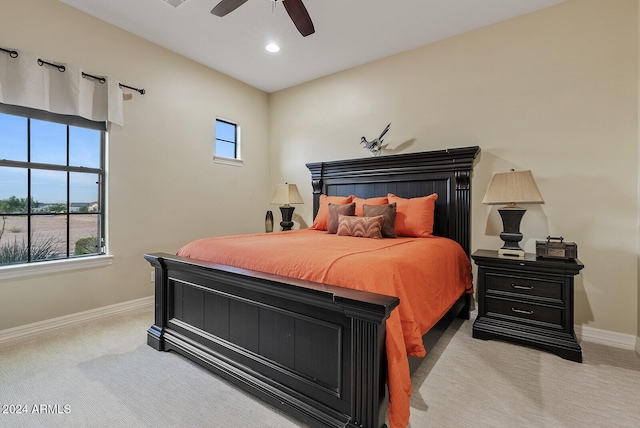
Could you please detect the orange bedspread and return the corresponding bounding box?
[177,229,472,428]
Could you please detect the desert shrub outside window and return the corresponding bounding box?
[0,103,106,267]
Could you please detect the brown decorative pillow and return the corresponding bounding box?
[327,202,356,234]
[363,203,397,238]
[353,196,388,216]
[336,214,384,239]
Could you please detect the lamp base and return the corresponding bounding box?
[498,206,526,255]
[279,205,295,231]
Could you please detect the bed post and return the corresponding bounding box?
[337,296,398,428]
[307,162,323,219]
[145,254,168,351]
[454,170,472,257]
[454,169,473,320]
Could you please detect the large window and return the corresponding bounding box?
[214,118,241,165]
[0,104,106,267]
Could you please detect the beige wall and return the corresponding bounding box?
[0,0,270,330]
[270,0,640,335]
[2,0,638,339]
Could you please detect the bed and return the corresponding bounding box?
[145,146,480,428]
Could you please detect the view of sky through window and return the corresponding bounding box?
[0,112,100,203]
[215,119,237,159]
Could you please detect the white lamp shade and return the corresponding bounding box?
[482,170,544,205]
[270,183,304,205]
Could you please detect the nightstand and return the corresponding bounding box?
[471,249,584,362]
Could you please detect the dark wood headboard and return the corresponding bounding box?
[306,146,480,255]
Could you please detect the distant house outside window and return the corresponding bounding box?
[0,103,106,268]
[214,118,242,166]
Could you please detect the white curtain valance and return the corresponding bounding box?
[0,49,124,126]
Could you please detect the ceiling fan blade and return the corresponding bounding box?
[282,0,315,37]
[211,0,248,17]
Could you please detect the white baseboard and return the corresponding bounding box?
[0,295,153,346]
[470,310,638,352]
[575,324,637,351]
[3,300,638,355]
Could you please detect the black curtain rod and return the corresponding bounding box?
[119,83,145,95]
[37,58,65,72]
[81,73,146,95]
[82,72,106,84]
[1,46,146,95]
[0,47,19,58]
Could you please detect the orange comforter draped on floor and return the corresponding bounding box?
[177,229,472,428]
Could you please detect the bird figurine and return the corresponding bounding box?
[361,123,390,156]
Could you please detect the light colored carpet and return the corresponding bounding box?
[410,320,640,427]
[0,308,301,428]
[1,307,639,427]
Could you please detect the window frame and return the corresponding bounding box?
[0,103,108,274]
[213,117,243,166]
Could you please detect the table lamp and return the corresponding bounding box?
[482,169,544,258]
[270,183,304,231]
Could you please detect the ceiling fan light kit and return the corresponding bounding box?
[211,0,315,37]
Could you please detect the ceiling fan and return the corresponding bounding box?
[211,0,315,37]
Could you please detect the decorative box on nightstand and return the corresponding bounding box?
[471,249,584,362]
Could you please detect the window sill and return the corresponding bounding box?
[214,156,244,167]
[0,255,114,281]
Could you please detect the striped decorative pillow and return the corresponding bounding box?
[336,214,384,239]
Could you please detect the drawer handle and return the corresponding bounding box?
[511,284,533,290]
[511,308,534,315]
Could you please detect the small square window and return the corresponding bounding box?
[215,118,240,161]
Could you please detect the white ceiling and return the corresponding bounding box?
[58,0,565,93]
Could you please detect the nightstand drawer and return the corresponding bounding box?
[486,297,563,329]
[485,273,563,301]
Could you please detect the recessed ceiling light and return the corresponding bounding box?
[265,43,280,53]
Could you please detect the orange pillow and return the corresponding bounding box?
[310,194,354,231]
[352,196,388,216]
[387,193,438,237]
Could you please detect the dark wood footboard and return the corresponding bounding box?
[146,252,400,428]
